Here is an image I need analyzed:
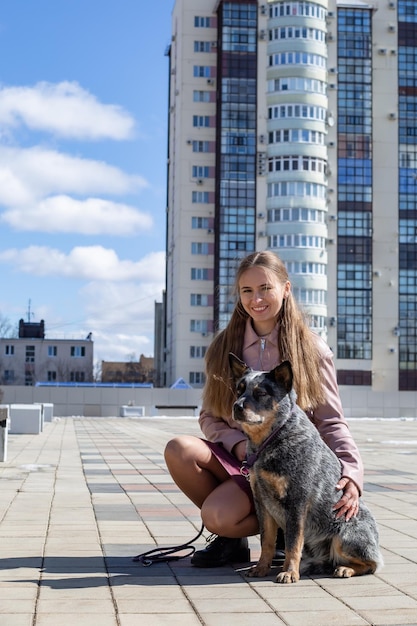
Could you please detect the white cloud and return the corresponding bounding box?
[0,145,147,204]
[0,81,135,140]
[94,331,154,363]
[81,279,162,332]
[2,195,152,235]
[0,246,166,282]
[0,79,165,362]
[81,281,163,361]
[47,277,165,362]
[0,146,150,234]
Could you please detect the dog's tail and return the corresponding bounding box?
[375,551,384,573]
[301,538,384,577]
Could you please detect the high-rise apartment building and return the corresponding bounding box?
[160,0,417,401]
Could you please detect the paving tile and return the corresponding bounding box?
[0,617,33,626]
[36,615,118,626]
[199,613,285,626]
[119,615,202,626]
[358,608,417,625]
[1,416,417,625]
[277,610,369,625]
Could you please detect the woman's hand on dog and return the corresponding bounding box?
[334,477,360,521]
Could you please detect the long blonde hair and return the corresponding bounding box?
[202,251,326,415]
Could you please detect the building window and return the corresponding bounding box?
[268,104,326,121]
[70,371,85,382]
[71,346,86,358]
[192,191,209,203]
[286,261,327,276]
[194,41,212,52]
[269,2,325,19]
[192,140,211,152]
[192,216,210,228]
[268,128,325,145]
[269,52,326,69]
[191,268,210,280]
[47,371,57,382]
[25,372,33,386]
[267,181,326,199]
[191,242,209,254]
[5,345,14,356]
[270,26,325,43]
[192,166,210,178]
[193,90,211,102]
[191,294,209,306]
[293,288,326,306]
[194,16,211,28]
[193,115,210,128]
[190,319,208,333]
[190,346,207,358]
[25,345,35,363]
[189,372,206,384]
[4,370,14,382]
[193,65,212,78]
[48,346,57,357]
[268,208,325,224]
[268,155,326,174]
[270,233,326,249]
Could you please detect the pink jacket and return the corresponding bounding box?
[199,318,364,493]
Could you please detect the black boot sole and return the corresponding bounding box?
[191,545,250,568]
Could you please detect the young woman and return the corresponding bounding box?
[164,251,363,567]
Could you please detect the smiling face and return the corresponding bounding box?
[238,266,291,336]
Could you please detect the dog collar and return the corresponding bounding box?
[240,422,288,479]
[240,405,295,480]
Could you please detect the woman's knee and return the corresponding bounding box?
[201,482,252,535]
[164,435,201,468]
[201,501,243,536]
[164,436,185,466]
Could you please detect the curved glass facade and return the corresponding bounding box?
[266,0,329,333]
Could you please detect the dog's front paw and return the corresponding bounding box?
[276,569,299,584]
[333,565,355,578]
[246,562,271,578]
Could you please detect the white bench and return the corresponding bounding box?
[120,405,145,417]
[43,403,54,422]
[9,404,43,435]
[36,402,54,423]
[0,405,9,462]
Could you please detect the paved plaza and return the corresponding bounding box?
[0,415,417,626]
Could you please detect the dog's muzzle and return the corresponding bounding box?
[232,399,245,422]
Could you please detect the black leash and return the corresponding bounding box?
[132,523,205,566]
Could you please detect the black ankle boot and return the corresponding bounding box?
[191,535,250,568]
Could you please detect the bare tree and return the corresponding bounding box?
[93,361,102,382]
[0,313,17,338]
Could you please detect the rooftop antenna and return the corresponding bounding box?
[26,299,34,322]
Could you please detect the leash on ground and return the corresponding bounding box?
[132,523,205,566]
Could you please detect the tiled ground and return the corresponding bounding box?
[0,416,417,625]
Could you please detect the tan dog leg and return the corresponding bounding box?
[276,522,305,583]
[246,510,277,578]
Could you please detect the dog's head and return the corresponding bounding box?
[229,353,293,438]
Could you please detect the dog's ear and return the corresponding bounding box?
[270,360,293,393]
[229,353,250,380]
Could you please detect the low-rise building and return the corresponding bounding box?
[101,354,155,385]
[0,320,94,386]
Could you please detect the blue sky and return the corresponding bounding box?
[0,1,173,365]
